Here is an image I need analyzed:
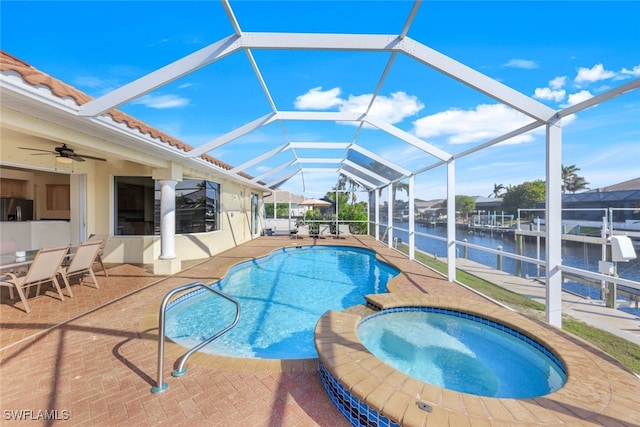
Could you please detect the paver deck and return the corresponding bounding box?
[1,236,638,426]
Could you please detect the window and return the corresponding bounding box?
[115,177,222,235]
[168,179,221,233]
[114,177,155,235]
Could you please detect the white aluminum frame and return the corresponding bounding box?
[69,0,640,327]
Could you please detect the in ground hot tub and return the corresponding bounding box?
[357,307,566,398]
[313,294,602,427]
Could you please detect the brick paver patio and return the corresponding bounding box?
[1,236,638,426]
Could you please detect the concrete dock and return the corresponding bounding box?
[455,257,640,346]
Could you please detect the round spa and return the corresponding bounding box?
[357,307,567,399]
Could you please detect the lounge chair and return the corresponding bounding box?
[0,245,70,313]
[319,224,332,237]
[297,225,310,237]
[88,234,109,277]
[60,240,103,292]
[338,224,353,237]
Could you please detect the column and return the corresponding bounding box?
[447,159,456,281]
[159,179,176,260]
[408,175,415,260]
[546,119,563,327]
[387,185,393,248]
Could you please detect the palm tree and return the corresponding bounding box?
[562,164,580,194]
[377,180,409,212]
[566,176,590,193]
[489,183,505,198]
[562,164,590,194]
[336,173,361,204]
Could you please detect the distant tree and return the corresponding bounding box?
[391,181,409,203]
[337,202,368,234]
[566,175,590,193]
[336,173,361,204]
[561,164,589,194]
[489,183,506,198]
[264,202,291,218]
[440,195,475,220]
[456,195,476,220]
[325,189,348,213]
[378,180,409,209]
[502,180,546,217]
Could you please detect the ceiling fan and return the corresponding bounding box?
[19,144,106,162]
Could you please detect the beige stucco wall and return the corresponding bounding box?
[1,107,266,264]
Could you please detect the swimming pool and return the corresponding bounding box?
[165,245,399,359]
[357,307,567,398]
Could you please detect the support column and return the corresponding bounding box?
[546,119,563,327]
[374,190,380,240]
[447,159,456,281]
[387,185,393,249]
[159,180,176,259]
[408,175,415,260]
[154,179,181,275]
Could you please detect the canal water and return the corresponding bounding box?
[387,223,640,317]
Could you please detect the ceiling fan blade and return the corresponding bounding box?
[19,147,56,154]
[68,154,86,162]
[76,153,107,162]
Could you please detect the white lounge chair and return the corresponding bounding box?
[337,224,352,238]
[60,240,103,292]
[0,245,70,313]
[88,234,110,277]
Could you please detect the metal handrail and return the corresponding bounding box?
[151,281,240,394]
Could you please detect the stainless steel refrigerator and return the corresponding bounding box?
[0,198,34,221]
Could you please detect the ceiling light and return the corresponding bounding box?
[56,156,73,164]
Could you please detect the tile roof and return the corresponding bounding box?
[0,50,256,182]
[593,177,640,192]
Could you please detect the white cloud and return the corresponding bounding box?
[294,87,343,109]
[549,76,566,90]
[533,87,566,102]
[574,64,616,85]
[73,76,108,89]
[132,94,189,109]
[620,64,640,77]
[340,91,423,124]
[504,59,539,69]
[412,104,535,145]
[294,87,424,124]
[563,90,594,107]
[532,76,567,103]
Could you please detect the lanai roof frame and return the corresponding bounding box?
[67,0,640,328]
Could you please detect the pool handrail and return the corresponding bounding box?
[151,281,240,394]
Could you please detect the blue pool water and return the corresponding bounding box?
[166,246,399,359]
[358,308,566,398]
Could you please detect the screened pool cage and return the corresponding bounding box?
[75,0,640,327]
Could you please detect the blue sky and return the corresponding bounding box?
[2,1,639,200]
